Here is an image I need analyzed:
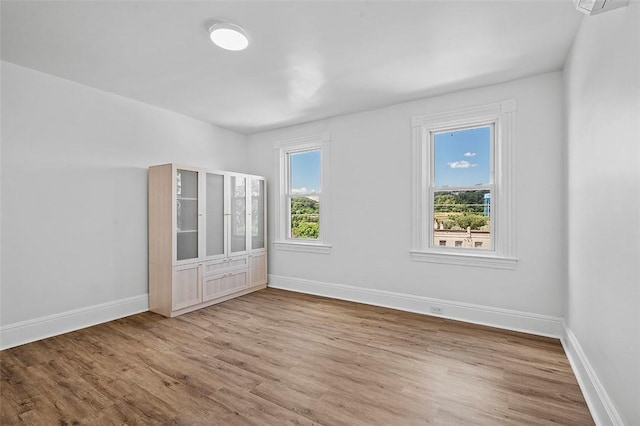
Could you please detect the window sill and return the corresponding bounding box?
[410,250,518,270]
[274,241,332,254]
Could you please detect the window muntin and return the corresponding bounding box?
[430,125,493,251]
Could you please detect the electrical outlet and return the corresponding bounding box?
[430,306,443,315]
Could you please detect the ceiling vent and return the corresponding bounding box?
[575,0,631,15]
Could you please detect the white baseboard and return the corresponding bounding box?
[561,325,624,426]
[1,277,619,425]
[0,294,149,350]
[268,274,563,338]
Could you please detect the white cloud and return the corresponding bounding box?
[448,160,477,169]
[291,187,317,195]
[464,152,476,157]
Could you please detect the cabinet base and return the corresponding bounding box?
[152,284,267,318]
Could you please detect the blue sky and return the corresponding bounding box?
[290,149,321,194]
[434,126,491,187]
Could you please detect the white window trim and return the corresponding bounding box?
[410,100,518,269]
[274,132,332,254]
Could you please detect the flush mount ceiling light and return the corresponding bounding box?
[209,22,249,51]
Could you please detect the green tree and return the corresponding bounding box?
[455,191,486,213]
[434,193,464,212]
[290,196,320,239]
[293,221,319,239]
[434,190,488,214]
[451,212,488,230]
[291,197,319,214]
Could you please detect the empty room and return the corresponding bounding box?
[1,0,638,425]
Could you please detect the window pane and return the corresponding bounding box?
[290,196,319,239]
[288,148,321,240]
[433,190,491,250]
[289,150,320,195]
[434,126,491,187]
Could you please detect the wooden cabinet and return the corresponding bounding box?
[249,176,267,286]
[172,265,201,311]
[249,252,267,287]
[148,164,267,317]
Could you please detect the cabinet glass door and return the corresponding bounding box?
[205,172,225,257]
[251,178,265,250]
[176,169,199,261]
[229,175,247,254]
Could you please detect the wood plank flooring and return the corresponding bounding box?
[1,288,593,425]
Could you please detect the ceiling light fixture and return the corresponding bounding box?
[209,22,249,51]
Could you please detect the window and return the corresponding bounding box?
[289,150,320,240]
[411,101,517,269]
[433,126,492,250]
[274,133,331,254]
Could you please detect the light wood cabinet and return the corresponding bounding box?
[148,164,267,317]
[172,265,201,311]
[249,252,268,287]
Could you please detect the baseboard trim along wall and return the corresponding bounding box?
[1,276,618,425]
[0,294,149,350]
[561,324,624,426]
[268,274,563,338]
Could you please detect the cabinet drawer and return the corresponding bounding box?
[203,270,247,301]
[203,256,248,275]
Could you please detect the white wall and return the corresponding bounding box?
[248,72,566,329]
[564,3,639,425]
[1,61,249,327]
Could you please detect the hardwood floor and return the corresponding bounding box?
[1,288,593,425]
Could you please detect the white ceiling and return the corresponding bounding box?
[1,1,583,134]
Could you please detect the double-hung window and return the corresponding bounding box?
[432,125,493,250]
[274,133,332,254]
[411,101,517,269]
